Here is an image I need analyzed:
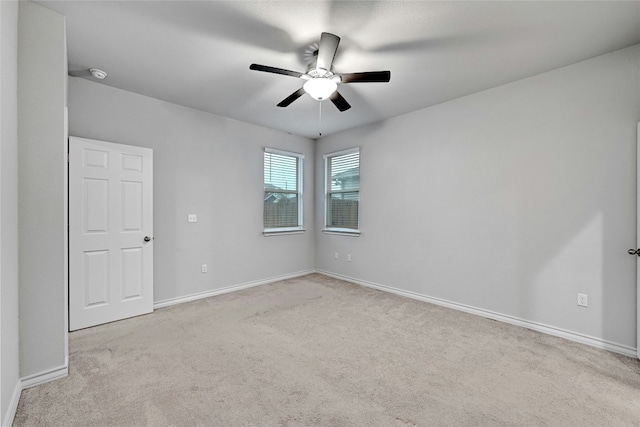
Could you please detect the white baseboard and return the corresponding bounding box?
[21,364,69,390]
[2,379,22,427]
[154,269,316,309]
[318,270,637,359]
[2,363,69,427]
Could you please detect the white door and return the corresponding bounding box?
[69,137,153,331]
[632,122,640,359]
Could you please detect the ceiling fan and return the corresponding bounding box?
[249,32,390,112]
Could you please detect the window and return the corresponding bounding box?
[324,148,360,234]
[263,148,304,234]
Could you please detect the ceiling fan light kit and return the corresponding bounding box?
[303,78,338,100]
[250,32,391,112]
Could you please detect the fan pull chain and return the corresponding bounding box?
[318,101,322,137]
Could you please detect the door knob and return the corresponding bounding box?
[144,236,151,242]
[628,248,639,256]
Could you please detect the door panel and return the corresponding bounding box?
[121,247,143,300]
[85,179,109,233]
[84,250,109,306]
[69,136,153,331]
[122,153,143,171]
[84,148,109,168]
[122,181,143,231]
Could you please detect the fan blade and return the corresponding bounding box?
[339,71,391,83]
[250,64,304,78]
[277,88,306,108]
[316,32,340,72]
[330,91,351,112]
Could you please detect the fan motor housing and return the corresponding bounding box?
[306,60,334,78]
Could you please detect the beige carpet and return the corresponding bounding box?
[14,274,640,426]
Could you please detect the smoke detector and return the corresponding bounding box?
[89,68,107,79]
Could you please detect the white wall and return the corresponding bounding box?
[1,1,20,424]
[68,78,315,304]
[17,1,67,378]
[316,45,640,352]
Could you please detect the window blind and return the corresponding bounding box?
[264,149,302,230]
[325,149,359,230]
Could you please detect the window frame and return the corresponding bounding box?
[263,147,304,236]
[323,147,361,236]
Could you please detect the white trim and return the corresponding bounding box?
[636,121,639,360]
[63,110,69,377]
[21,364,69,390]
[317,270,637,358]
[154,269,315,309]
[322,146,359,159]
[322,229,360,236]
[2,363,70,426]
[2,380,21,427]
[264,147,304,160]
[263,229,306,236]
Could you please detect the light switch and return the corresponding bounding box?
[188,214,197,223]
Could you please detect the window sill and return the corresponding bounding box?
[263,229,306,237]
[322,229,361,237]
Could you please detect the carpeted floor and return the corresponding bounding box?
[14,274,640,426]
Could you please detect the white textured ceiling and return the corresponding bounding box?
[37,1,640,139]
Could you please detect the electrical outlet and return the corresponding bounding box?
[334,252,339,260]
[577,293,588,307]
[188,214,197,223]
[201,264,207,273]
[347,254,352,262]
